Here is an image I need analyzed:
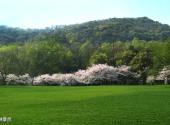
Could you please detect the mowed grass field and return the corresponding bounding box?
[0,86,170,125]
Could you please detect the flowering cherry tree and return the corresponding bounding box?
[4,64,140,85]
[33,64,140,86]
[156,66,170,84]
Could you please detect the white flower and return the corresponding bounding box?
[31,64,139,86]
[156,66,170,81]
[146,76,155,84]
[6,73,33,85]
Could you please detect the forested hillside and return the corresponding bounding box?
[0,26,41,43]
[0,17,170,43]
[57,17,170,43]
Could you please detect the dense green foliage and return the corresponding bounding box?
[0,26,46,43]
[0,17,170,43]
[59,17,170,43]
[0,86,170,125]
[0,38,170,83]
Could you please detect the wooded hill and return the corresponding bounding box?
[0,17,170,43]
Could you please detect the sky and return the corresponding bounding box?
[0,0,170,29]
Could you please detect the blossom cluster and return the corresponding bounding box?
[3,64,140,85]
[33,64,139,85]
[156,67,170,80]
[146,66,170,84]
[6,74,33,85]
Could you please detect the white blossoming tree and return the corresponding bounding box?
[156,66,170,85]
[6,74,33,85]
[33,64,140,86]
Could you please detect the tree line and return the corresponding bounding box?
[0,38,170,84]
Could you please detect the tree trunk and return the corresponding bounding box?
[164,77,168,85]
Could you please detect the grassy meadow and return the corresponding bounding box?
[0,85,170,125]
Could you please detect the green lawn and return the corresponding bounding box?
[0,85,170,125]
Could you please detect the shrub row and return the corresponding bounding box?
[3,64,141,86]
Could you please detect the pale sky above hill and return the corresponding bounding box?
[0,0,169,29]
